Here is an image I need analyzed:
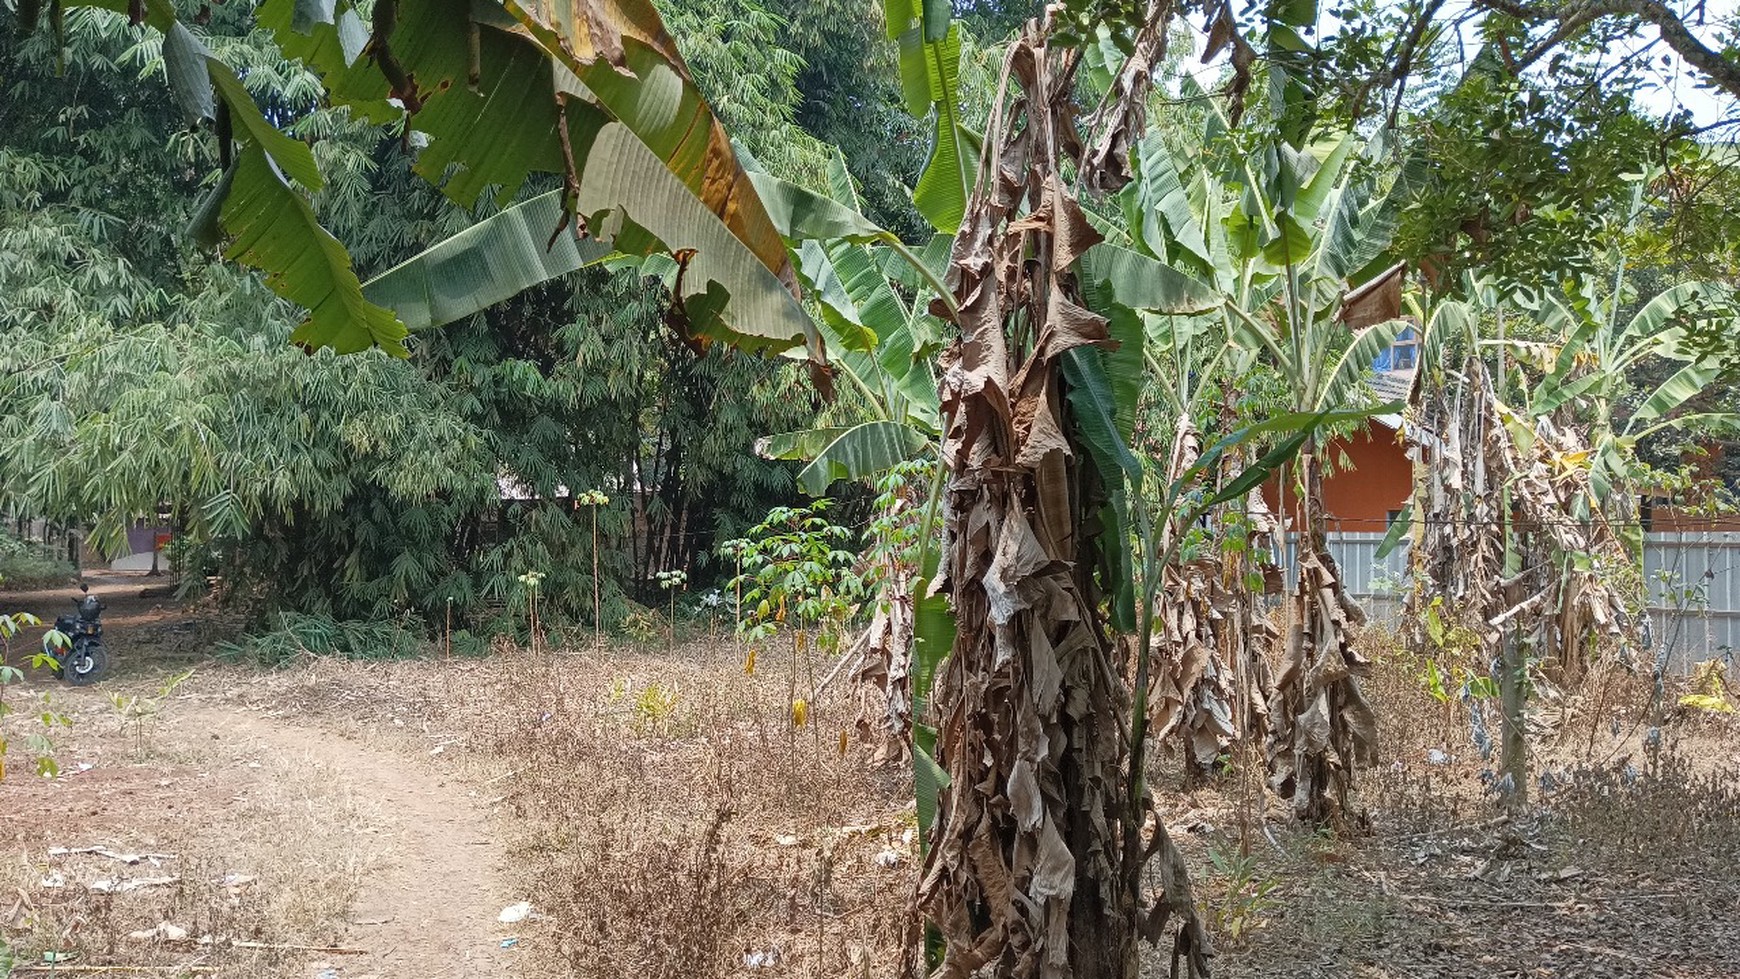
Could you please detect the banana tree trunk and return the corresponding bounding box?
[1408,355,1635,792]
[1150,416,1240,783]
[1497,619,1529,804]
[1268,441,1378,825]
[1218,384,1277,753]
[917,20,1209,979]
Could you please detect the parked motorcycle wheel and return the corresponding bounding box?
[63,639,108,686]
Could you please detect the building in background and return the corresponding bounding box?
[1264,324,1421,534]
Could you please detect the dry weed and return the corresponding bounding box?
[443,639,913,979]
[1541,745,1740,864]
[0,692,375,977]
[220,751,373,945]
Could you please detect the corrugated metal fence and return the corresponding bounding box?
[1299,531,1740,673]
[1638,533,1740,673]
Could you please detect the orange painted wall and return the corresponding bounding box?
[1261,424,1415,533]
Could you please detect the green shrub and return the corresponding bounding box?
[0,531,74,591]
[216,612,429,666]
[446,628,488,658]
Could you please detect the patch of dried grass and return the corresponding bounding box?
[1541,744,1740,864]
[0,724,375,977]
[222,751,374,945]
[440,639,914,979]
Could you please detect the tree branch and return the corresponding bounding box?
[1475,0,1740,102]
[1610,0,1740,102]
[1348,0,1449,122]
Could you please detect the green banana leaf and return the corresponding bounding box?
[79,0,821,360]
[913,722,949,843]
[362,191,612,332]
[883,0,973,233]
[747,171,889,244]
[1184,406,1404,509]
[1531,370,1605,417]
[912,576,953,715]
[1061,341,1141,633]
[1617,281,1727,354]
[1132,131,1213,274]
[497,0,795,284]
[759,421,931,496]
[1315,317,1408,413]
[793,228,942,429]
[160,21,214,125]
[68,0,410,355]
[1626,360,1723,434]
[1374,501,1412,559]
[1079,243,1222,315]
[222,143,407,354]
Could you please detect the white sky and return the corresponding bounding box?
[1628,0,1739,128]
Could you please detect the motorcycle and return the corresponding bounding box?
[44,583,109,685]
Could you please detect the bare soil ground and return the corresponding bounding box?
[3,577,1737,978]
[2,575,519,978]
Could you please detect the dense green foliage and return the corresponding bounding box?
[0,0,1736,644]
[0,2,856,633]
[0,529,75,590]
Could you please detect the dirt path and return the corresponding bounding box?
[182,706,516,979]
[1,662,520,977]
[4,579,522,977]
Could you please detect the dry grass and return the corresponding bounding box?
[433,639,915,979]
[0,702,376,977]
[8,610,1739,979]
[1183,625,1740,978]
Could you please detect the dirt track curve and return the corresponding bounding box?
[181,706,516,979]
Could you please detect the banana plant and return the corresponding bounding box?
[1106,119,1418,425]
[1095,115,1422,825]
[881,0,977,234]
[1399,275,1677,800]
[1111,115,1420,511]
[1513,277,1740,518]
[744,154,952,495]
[24,0,821,362]
[731,151,965,914]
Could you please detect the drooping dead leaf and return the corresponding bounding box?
[920,16,1212,979]
[1340,261,1407,329]
[1407,356,1633,686]
[1266,444,1378,826]
[501,0,796,294]
[1148,412,1278,779]
[1078,0,1172,194]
